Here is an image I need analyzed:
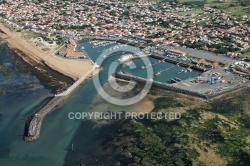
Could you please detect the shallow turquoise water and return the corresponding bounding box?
[0,41,202,165]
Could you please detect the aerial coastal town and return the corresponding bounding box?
[1,0,250,141]
[1,0,250,165]
[0,0,249,97]
[0,0,249,56]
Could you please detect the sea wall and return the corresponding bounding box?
[114,72,250,99]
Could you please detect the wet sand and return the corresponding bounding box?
[131,95,155,113]
[89,80,155,115]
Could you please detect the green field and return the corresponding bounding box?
[207,0,250,16]
[177,9,203,15]
[179,0,204,2]
[176,0,249,17]
[242,48,250,56]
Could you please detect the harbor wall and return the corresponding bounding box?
[23,96,65,141]
[24,67,97,142]
[114,72,250,99]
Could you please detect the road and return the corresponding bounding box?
[162,45,236,64]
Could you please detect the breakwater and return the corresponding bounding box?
[24,67,97,141]
[24,96,65,141]
[115,72,250,99]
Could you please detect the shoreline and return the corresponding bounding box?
[8,45,74,93]
[0,23,99,142]
[0,23,94,81]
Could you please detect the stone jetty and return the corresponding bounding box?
[24,96,65,141]
[24,67,97,142]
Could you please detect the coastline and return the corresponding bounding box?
[0,23,94,81]
[0,23,98,142]
[8,46,74,93]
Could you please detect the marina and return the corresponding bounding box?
[83,38,203,84]
[1,35,250,166]
[22,37,250,144]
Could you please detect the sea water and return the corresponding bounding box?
[0,41,201,166]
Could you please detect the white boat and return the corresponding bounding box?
[177,68,185,74]
[124,61,132,66]
[155,71,161,76]
[140,65,145,69]
[118,54,133,63]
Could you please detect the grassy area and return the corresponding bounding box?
[241,48,250,56]
[179,0,206,6]
[207,0,250,16]
[21,31,44,39]
[96,88,250,165]
[179,0,204,2]
[177,9,203,16]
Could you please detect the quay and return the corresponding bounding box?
[115,71,209,99]
[114,72,250,99]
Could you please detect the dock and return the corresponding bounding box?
[141,59,164,69]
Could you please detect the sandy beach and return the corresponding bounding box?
[0,23,93,80]
[89,80,155,115]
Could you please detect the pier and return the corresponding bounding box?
[150,53,207,72]
[115,71,208,98]
[155,64,179,75]
[141,58,167,69]
[56,67,95,97]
